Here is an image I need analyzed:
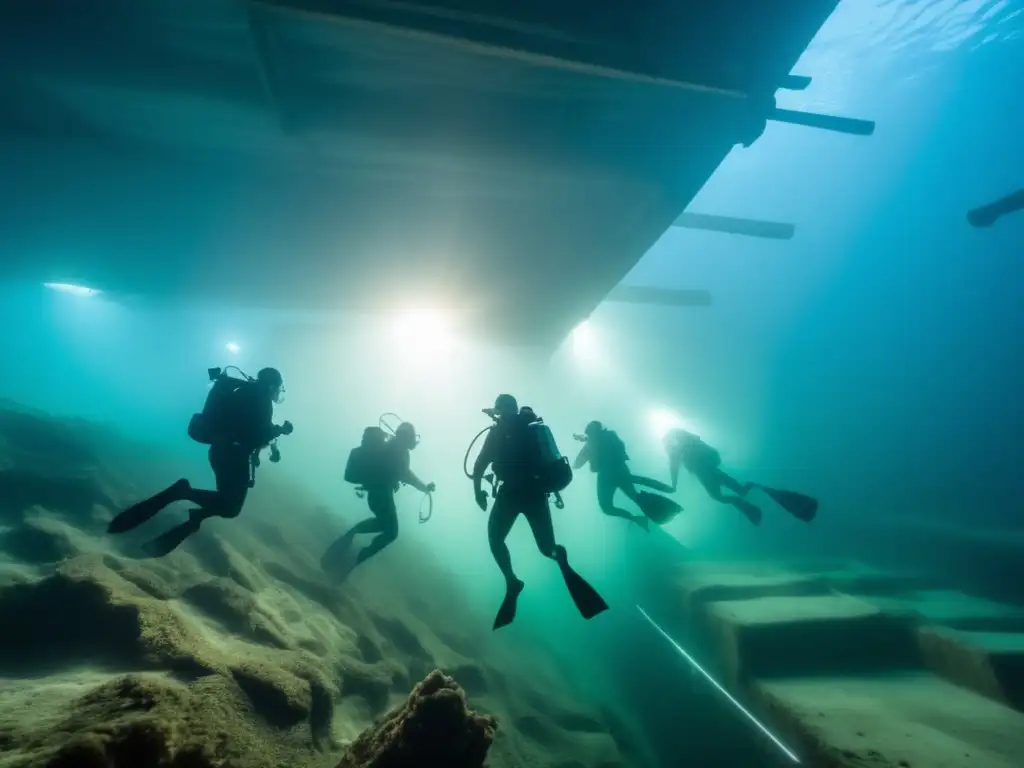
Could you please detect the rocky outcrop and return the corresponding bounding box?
[337,670,497,768]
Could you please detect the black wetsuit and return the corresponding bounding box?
[474,414,558,580]
[666,430,759,524]
[340,440,409,565]
[107,379,285,554]
[190,381,277,520]
[575,430,673,526]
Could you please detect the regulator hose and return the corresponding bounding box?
[419,491,433,524]
[463,426,492,479]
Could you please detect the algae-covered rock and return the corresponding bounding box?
[336,670,497,768]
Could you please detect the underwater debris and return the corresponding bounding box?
[336,670,497,768]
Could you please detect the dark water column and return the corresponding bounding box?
[585,529,795,767]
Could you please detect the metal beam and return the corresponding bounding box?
[770,106,875,136]
[605,285,712,308]
[673,212,795,240]
[779,74,812,91]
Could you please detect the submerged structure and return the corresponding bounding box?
[0,0,872,348]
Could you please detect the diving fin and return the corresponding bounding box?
[493,579,525,631]
[108,479,189,534]
[319,534,355,574]
[553,546,609,620]
[636,491,683,526]
[734,498,763,526]
[140,510,203,558]
[757,486,818,522]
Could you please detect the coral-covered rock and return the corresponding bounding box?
[337,670,497,768]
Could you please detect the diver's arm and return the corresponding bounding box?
[402,468,430,494]
[472,432,496,496]
[573,443,591,471]
[669,451,681,492]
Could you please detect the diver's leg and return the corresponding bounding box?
[596,473,647,529]
[354,491,399,566]
[698,471,761,525]
[107,478,191,534]
[487,495,520,584]
[488,494,525,630]
[630,475,676,494]
[525,495,608,620]
[182,445,246,518]
[522,495,558,559]
[714,469,755,497]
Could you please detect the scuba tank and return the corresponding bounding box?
[528,419,573,494]
[188,366,252,445]
[344,426,390,486]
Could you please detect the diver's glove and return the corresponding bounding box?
[475,489,489,511]
[279,420,294,436]
[424,482,436,494]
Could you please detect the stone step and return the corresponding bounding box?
[868,590,1024,632]
[753,672,1024,768]
[675,559,936,610]
[919,627,1024,712]
[699,593,919,686]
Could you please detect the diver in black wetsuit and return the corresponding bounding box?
[573,420,677,532]
[472,394,608,630]
[320,421,435,577]
[663,428,817,526]
[968,189,1024,228]
[108,367,293,557]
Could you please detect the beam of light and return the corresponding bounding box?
[44,282,102,297]
[647,407,685,441]
[389,306,455,363]
[636,605,801,764]
[570,319,597,358]
[226,341,241,354]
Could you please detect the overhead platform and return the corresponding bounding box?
[0,0,861,348]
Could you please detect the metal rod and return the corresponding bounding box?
[636,605,801,763]
[770,107,875,136]
[779,74,812,91]
[605,285,712,307]
[674,212,795,240]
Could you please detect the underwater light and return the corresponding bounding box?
[570,319,596,357]
[43,282,102,297]
[226,342,241,354]
[390,306,451,345]
[636,605,801,763]
[647,408,684,441]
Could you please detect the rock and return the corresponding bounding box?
[919,628,1024,711]
[336,670,497,768]
[701,593,919,685]
[753,672,1024,768]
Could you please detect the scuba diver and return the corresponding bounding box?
[320,419,435,579]
[663,428,817,526]
[108,366,293,556]
[572,420,680,531]
[968,189,1023,228]
[471,394,608,630]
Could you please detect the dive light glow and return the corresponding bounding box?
[44,282,102,297]
[636,605,801,763]
[226,342,241,355]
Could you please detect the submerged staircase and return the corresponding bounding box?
[664,560,1024,767]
